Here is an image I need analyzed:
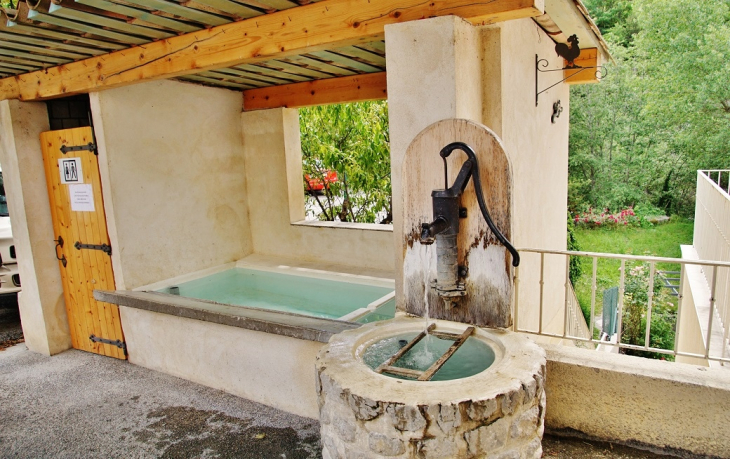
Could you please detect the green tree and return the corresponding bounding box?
[1,0,18,9]
[570,0,730,217]
[299,101,391,224]
[583,0,637,46]
[632,0,730,213]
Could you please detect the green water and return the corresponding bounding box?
[355,298,396,324]
[362,333,495,381]
[159,268,393,320]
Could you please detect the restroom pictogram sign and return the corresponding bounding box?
[58,158,83,184]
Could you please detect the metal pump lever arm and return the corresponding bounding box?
[440,142,520,267]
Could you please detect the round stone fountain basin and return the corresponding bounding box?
[315,317,546,459]
[362,331,496,381]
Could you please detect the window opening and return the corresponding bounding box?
[46,94,91,131]
[299,101,391,225]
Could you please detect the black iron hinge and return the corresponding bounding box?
[89,334,127,356]
[60,142,97,155]
[75,241,112,256]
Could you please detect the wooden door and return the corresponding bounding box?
[40,126,125,359]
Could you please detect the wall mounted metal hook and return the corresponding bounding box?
[535,54,607,106]
[551,100,563,123]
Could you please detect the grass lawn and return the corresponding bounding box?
[572,218,694,340]
[574,218,694,259]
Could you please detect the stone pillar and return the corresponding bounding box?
[387,16,484,314]
[0,100,71,355]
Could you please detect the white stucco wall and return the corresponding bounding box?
[241,108,395,272]
[90,80,253,290]
[0,99,71,355]
[386,16,484,310]
[120,306,323,418]
[544,344,730,458]
[387,17,569,330]
[499,19,570,334]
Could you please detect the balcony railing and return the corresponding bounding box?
[513,248,730,365]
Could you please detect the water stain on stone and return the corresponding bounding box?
[134,406,321,459]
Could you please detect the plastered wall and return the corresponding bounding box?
[0,100,70,355]
[120,306,323,418]
[387,17,569,329]
[387,16,483,312]
[544,343,730,458]
[90,80,253,290]
[499,19,570,333]
[241,108,395,273]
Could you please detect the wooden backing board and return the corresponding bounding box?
[401,119,514,328]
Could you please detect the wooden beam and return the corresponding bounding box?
[0,0,544,101]
[564,48,600,85]
[243,72,386,110]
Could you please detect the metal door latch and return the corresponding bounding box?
[74,241,112,256]
[60,142,97,155]
[89,334,127,355]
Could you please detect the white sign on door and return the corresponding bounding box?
[58,158,84,184]
[69,184,95,212]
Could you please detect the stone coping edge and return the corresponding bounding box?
[542,342,730,390]
[292,220,393,232]
[94,290,359,343]
[317,317,546,406]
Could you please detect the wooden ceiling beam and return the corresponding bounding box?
[243,71,386,110]
[0,0,543,101]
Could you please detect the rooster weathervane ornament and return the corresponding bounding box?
[555,35,581,67]
[535,33,606,106]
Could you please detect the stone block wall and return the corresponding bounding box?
[317,368,545,458]
[316,320,547,459]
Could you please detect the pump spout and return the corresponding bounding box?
[420,217,449,245]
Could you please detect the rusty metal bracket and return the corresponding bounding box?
[60,142,97,155]
[89,334,127,355]
[74,241,112,256]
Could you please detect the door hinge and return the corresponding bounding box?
[89,334,127,356]
[60,142,97,155]
[75,241,112,256]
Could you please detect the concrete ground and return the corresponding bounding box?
[0,343,321,458]
[0,307,673,459]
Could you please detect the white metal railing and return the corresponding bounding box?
[513,248,730,364]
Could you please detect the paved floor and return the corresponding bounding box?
[0,344,321,458]
[0,302,673,459]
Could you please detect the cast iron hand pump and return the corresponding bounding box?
[420,142,520,303]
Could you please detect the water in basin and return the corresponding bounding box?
[362,332,495,381]
[355,298,396,324]
[158,268,393,320]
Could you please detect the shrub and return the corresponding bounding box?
[573,206,641,228]
[620,263,677,360]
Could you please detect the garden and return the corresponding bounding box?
[570,207,694,359]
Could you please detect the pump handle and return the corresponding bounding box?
[439,142,520,267]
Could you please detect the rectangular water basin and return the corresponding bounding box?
[141,261,395,323]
